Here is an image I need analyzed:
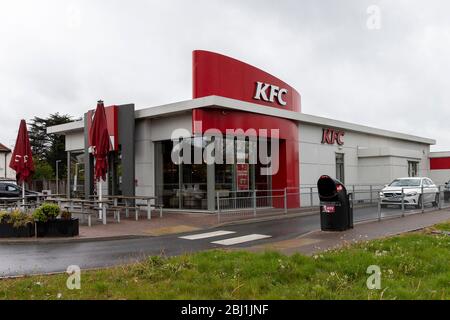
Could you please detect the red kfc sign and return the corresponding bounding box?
[192,50,301,112]
[321,128,345,146]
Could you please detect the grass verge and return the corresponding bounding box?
[0,228,449,300]
[435,220,450,232]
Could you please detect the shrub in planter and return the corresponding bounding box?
[0,211,10,224]
[33,204,78,237]
[32,203,60,222]
[10,210,34,228]
[0,210,35,238]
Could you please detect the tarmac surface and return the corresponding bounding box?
[0,204,449,277]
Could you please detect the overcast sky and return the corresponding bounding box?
[1,0,449,151]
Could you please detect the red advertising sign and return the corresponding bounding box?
[430,157,450,170]
[193,50,301,112]
[236,164,249,190]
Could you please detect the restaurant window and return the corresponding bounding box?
[155,139,208,210]
[408,161,419,177]
[155,135,274,211]
[335,153,345,183]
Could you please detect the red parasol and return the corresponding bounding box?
[9,119,35,183]
[89,100,111,182]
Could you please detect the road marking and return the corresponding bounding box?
[211,234,272,246]
[179,230,236,240]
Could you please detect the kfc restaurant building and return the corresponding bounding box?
[48,50,437,211]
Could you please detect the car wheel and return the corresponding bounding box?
[433,193,440,207]
[416,195,423,209]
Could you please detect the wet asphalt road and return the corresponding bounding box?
[0,204,433,277]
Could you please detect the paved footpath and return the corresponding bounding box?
[244,209,450,255]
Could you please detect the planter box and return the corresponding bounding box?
[37,219,79,237]
[0,223,35,238]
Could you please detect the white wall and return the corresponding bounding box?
[429,170,450,185]
[298,123,431,187]
[134,112,192,197]
[0,152,14,179]
[65,131,84,151]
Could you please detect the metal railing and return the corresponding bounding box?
[0,194,67,212]
[296,185,384,208]
[216,189,288,223]
[216,184,450,224]
[375,185,450,221]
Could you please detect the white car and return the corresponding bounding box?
[379,177,439,208]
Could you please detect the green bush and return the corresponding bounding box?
[0,211,11,224]
[8,210,33,228]
[32,203,61,222]
[32,207,46,222]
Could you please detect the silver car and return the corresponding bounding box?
[379,177,439,208]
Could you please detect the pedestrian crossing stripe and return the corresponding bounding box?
[211,234,272,246]
[179,230,236,240]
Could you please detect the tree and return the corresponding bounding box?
[33,158,54,180]
[28,113,77,179]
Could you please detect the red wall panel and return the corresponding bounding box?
[430,157,450,170]
[193,50,301,112]
[192,51,300,207]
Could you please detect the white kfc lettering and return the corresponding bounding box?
[254,82,270,101]
[254,82,288,106]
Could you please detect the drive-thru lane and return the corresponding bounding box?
[0,204,437,277]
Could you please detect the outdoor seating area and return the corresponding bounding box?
[1,194,163,224]
[0,199,79,238]
[60,195,163,227]
[0,102,167,239]
[0,193,165,238]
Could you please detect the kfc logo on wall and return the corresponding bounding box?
[322,128,345,146]
[254,82,288,106]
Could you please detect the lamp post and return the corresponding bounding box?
[73,162,80,192]
[56,160,61,195]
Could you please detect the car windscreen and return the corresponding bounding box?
[389,179,421,187]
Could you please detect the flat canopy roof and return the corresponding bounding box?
[47,95,436,145]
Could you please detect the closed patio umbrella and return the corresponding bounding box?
[89,100,111,223]
[9,119,35,206]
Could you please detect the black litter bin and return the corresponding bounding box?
[317,175,353,231]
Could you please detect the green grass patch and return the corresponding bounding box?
[435,220,450,232]
[0,231,449,300]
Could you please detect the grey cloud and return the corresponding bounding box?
[0,0,449,150]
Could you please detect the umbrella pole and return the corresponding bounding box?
[22,181,25,210]
[98,180,103,219]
